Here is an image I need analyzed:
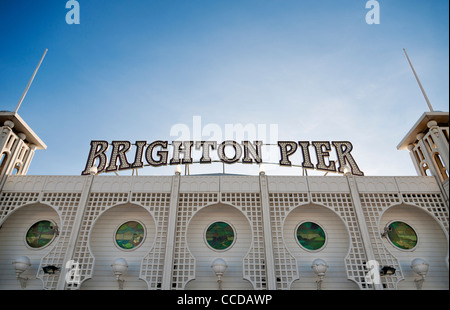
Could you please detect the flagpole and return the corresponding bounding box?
[14,48,48,114]
[403,48,434,112]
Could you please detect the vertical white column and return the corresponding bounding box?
[0,123,16,191]
[21,144,36,175]
[417,134,440,177]
[407,144,422,176]
[346,175,383,290]
[428,121,449,172]
[4,133,25,175]
[258,170,276,290]
[56,175,94,290]
[0,121,15,152]
[416,131,449,208]
[162,171,181,290]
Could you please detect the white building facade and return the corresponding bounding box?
[0,111,448,290]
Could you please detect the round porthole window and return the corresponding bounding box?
[386,221,418,250]
[115,221,146,250]
[296,221,326,251]
[25,220,57,249]
[205,221,235,251]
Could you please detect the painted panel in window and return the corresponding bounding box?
[26,220,56,248]
[115,221,145,250]
[387,221,418,250]
[296,222,326,251]
[205,221,235,251]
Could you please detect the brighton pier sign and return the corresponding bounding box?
[81,140,364,176]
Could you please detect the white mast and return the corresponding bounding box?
[403,48,434,112]
[14,48,48,113]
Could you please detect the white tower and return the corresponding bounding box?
[397,112,449,206]
[0,49,48,190]
[0,112,46,189]
[398,50,449,207]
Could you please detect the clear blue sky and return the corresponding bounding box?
[0,0,448,176]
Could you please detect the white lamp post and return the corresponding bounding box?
[111,258,128,290]
[411,258,429,290]
[12,256,31,289]
[259,164,266,175]
[88,165,98,175]
[311,259,328,290]
[211,258,228,290]
[343,164,352,176]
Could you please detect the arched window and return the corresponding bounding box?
[12,162,21,175]
[433,152,448,181]
[0,152,9,175]
[421,162,432,176]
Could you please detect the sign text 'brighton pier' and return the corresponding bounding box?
[81,140,364,176]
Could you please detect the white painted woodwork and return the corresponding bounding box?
[185,203,253,290]
[380,204,448,290]
[285,204,359,290]
[80,204,156,290]
[0,204,60,290]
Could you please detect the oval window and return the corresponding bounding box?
[26,220,57,249]
[296,221,326,251]
[387,221,418,250]
[205,221,235,251]
[115,221,146,250]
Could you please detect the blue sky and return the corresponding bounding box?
[0,0,448,176]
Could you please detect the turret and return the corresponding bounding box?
[0,112,46,189]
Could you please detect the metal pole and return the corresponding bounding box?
[14,48,48,113]
[403,48,434,112]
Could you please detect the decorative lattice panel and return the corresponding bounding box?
[269,193,308,289]
[0,192,39,222]
[69,192,129,289]
[132,192,171,289]
[359,192,448,289]
[359,193,403,289]
[221,192,266,290]
[402,193,449,234]
[37,192,82,289]
[170,192,266,290]
[172,193,218,289]
[311,193,371,289]
[0,191,82,290]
